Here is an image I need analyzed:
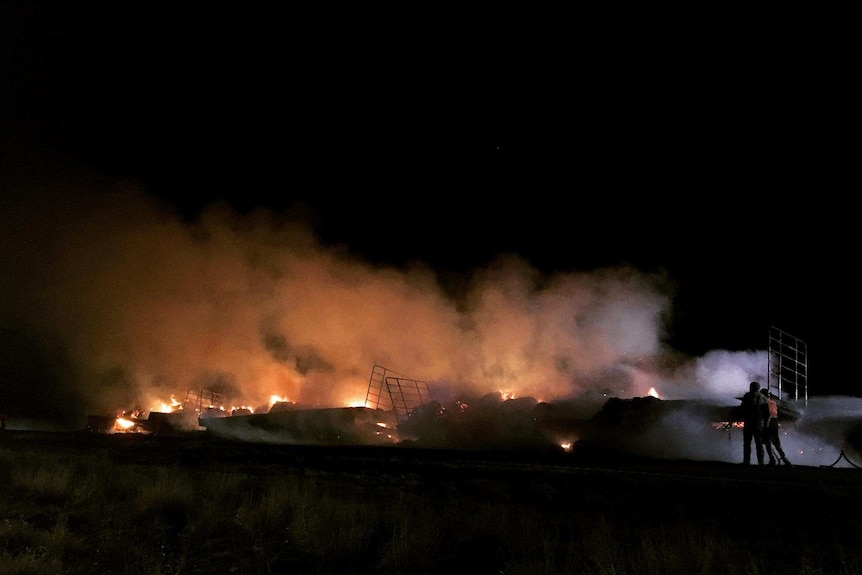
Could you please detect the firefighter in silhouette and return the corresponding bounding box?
[740,381,769,465]
[761,388,792,466]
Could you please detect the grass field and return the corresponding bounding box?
[1,430,861,575]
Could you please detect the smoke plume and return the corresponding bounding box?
[0,170,812,436]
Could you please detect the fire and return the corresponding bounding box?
[269,395,289,408]
[560,441,573,452]
[648,387,660,398]
[712,421,745,430]
[104,388,299,435]
[230,405,255,415]
[114,417,136,430]
[109,411,151,434]
[151,395,183,413]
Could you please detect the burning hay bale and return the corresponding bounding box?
[577,396,742,462]
[199,406,396,445]
[84,408,203,435]
[397,393,572,452]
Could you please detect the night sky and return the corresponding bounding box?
[2,3,859,427]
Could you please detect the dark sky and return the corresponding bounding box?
[2,2,859,413]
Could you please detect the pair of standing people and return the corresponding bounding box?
[739,381,791,466]
[761,387,791,466]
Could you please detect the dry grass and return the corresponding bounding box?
[1,431,861,575]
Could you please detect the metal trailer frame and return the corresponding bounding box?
[183,388,226,413]
[767,326,808,405]
[364,364,431,425]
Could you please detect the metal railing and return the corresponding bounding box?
[767,326,808,405]
[364,364,431,424]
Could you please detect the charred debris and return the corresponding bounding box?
[59,329,859,464]
[80,363,827,461]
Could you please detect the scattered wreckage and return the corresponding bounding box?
[80,326,860,463]
[82,363,819,460]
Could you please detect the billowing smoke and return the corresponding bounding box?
[0,171,849,465]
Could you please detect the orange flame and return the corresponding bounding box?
[114,417,136,430]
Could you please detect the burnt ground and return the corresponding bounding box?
[3,428,860,499]
[3,428,862,574]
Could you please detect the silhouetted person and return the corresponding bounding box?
[761,388,792,466]
[740,381,769,465]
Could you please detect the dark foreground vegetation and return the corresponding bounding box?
[2,430,861,575]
